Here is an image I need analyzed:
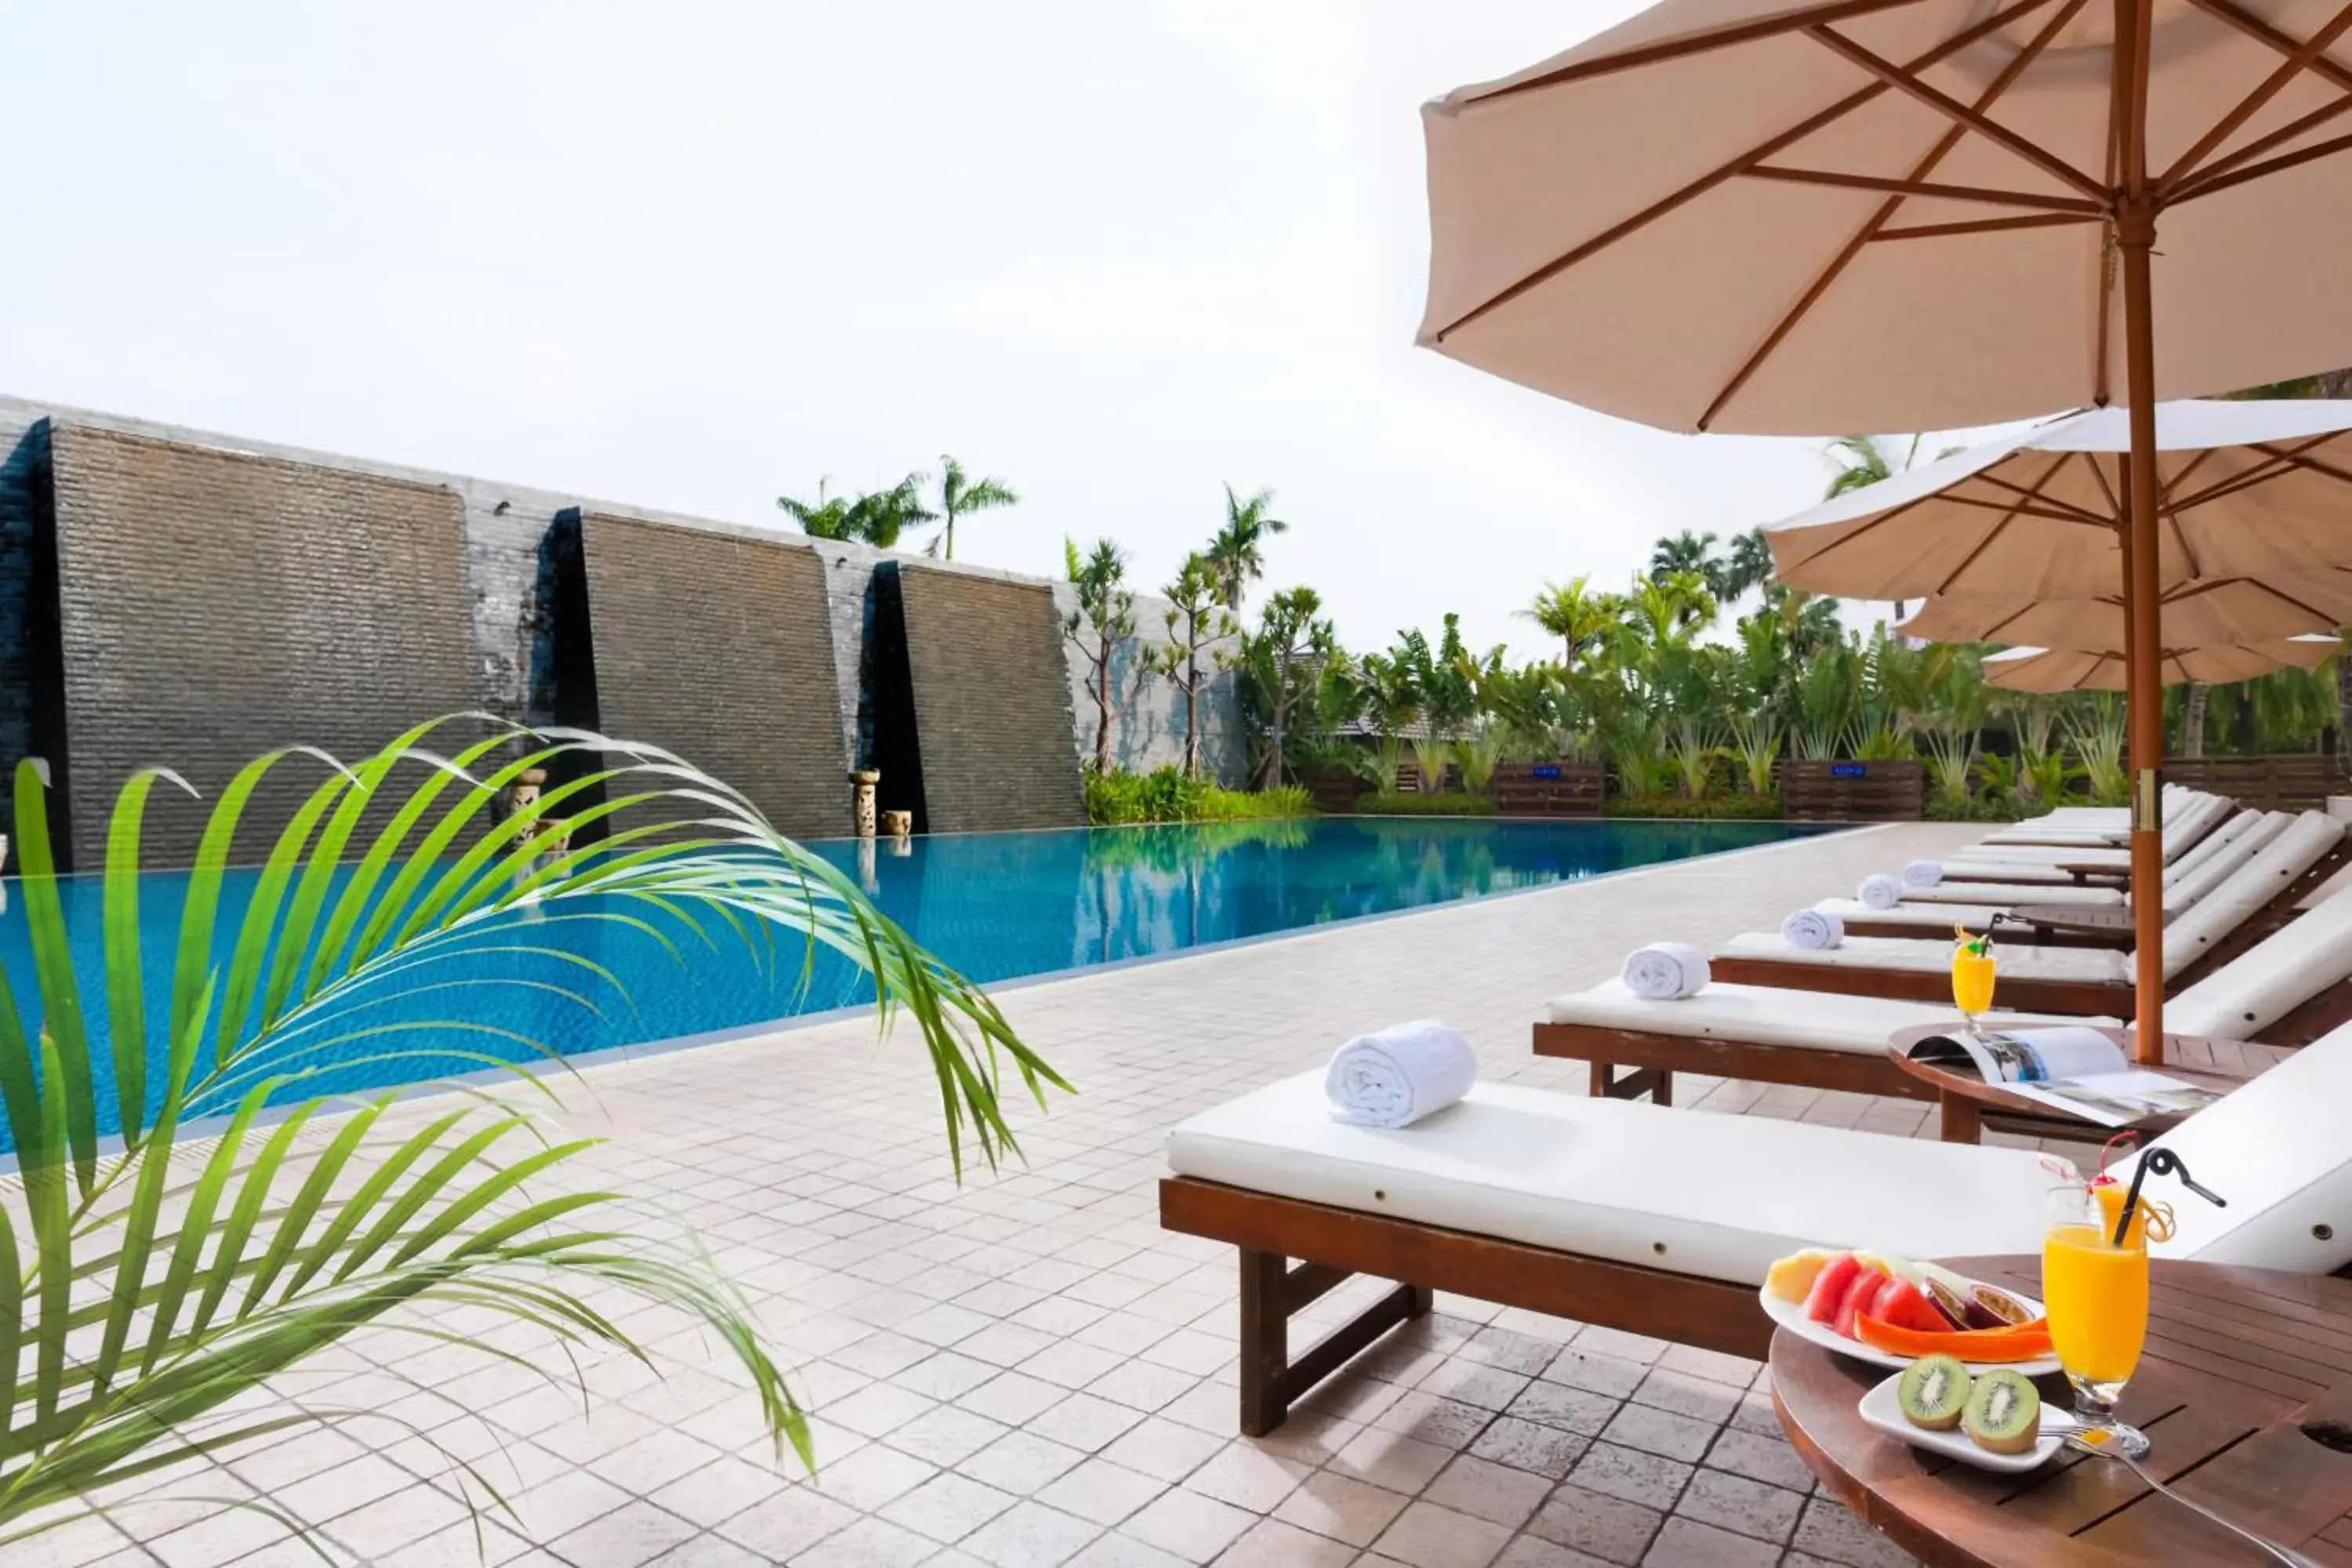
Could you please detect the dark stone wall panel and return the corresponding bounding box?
[577,514,848,844]
[897,566,1084,833]
[49,423,480,869]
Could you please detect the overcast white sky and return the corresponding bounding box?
[0,2,1986,660]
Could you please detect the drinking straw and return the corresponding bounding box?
[2112,1149,2226,1248]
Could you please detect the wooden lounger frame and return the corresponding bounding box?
[1706,837,2352,1015]
[1159,1175,1768,1435]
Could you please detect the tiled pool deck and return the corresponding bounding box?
[49,821,2009,1568]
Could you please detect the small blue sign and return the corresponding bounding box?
[1532,764,1562,779]
[1831,762,1867,779]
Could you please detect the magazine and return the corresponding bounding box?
[1904,1025,2225,1127]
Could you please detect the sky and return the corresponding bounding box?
[0,2,1987,661]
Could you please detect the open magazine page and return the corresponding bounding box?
[1904,1025,2127,1084]
[2004,1071,2226,1127]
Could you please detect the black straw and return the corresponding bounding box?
[2112,1149,2226,1248]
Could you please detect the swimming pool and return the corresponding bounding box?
[0,815,1835,1150]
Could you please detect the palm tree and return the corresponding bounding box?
[1625,571,1719,652]
[776,477,858,540]
[777,473,935,548]
[930,456,1019,561]
[1822,435,1929,621]
[1721,528,1776,601]
[1207,485,1288,612]
[1519,577,1621,674]
[1650,529,1720,584]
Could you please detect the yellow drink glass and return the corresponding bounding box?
[2043,1185,2151,1456]
[1951,947,1996,1027]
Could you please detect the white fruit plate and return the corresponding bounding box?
[1857,1370,2065,1473]
[1758,1287,2061,1377]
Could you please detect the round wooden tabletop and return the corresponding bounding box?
[1882,1023,2288,1144]
[2009,904,2136,937]
[1771,1255,2352,1566]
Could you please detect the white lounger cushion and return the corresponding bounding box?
[2157,812,2343,972]
[1958,844,2132,868]
[1929,862,2091,885]
[1815,899,2004,931]
[1904,880,2123,907]
[1166,1073,2060,1287]
[2162,811,2286,906]
[2166,881,2352,1036]
[2162,808,2263,886]
[2147,1019,2352,1273]
[1545,978,2114,1054]
[1715,931,2130,984]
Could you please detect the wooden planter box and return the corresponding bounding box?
[1777,758,1925,821]
[1492,760,1607,817]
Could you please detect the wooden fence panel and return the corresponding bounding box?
[1777,759,1925,821]
[1491,760,1607,817]
[2150,754,2347,812]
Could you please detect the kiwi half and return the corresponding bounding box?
[1962,1369,2042,1455]
[1896,1354,1970,1432]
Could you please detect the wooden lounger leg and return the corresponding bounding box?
[1589,1062,1673,1105]
[1236,1247,1427,1436]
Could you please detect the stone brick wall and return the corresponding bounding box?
[46,423,480,869]
[577,512,850,844]
[1050,580,1246,785]
[898,564,1087,832]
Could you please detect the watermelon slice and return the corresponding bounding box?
[1835,1271,1893,1340]
[1803,1254,1862,1325]
[1875,1280,1952,1335]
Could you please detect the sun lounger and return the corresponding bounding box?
[1710,813,2347,1011]
[1540,851,2352,1105]
[1161,1019,2352,1432]
[1930,793,2237,884]
[1978,789,2230,851]
[1833,811,2291,939]
[1890,811,2256,909]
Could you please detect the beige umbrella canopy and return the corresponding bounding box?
[1421,0,2352,1056]
[1981,636,2339,691]
[1762,400,2352,602]
[1899,574,2352,647]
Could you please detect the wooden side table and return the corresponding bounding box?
[2009,904,2137,949]
[1772,1256,2352,1566]
[1883,1022,2288,1145]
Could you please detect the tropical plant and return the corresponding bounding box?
[927,456,1019,561]
[1207,485,1289,612]
[1410,734,1454,794]
[1666,717,1721,800]
[1649,529,1719,585]
[1623,571,1719,653]
[1604,713,1664,799]
[0,722,1062,1551]
[1724,713,1782,796]
[1062,537,1137,771]
[778,473,935,548]
[1518,577,1621,674]
[1789,642,1857,761]
[1720,528,1776,602]
[1155,554,1236,777]
[1457,727,1505,794]
[1243,586,1334,789]
[2067,695,2129,805]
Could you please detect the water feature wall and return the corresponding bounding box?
[0,394,1242,867]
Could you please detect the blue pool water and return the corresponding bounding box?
[0,816,1832,1151]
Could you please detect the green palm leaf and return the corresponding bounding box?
[0,720,1069,1552]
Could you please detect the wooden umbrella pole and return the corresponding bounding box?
[2117,0,2165,1065]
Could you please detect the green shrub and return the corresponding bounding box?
[1085,766,1315,825]
[1354,791,1497,816]
[1925,793,2024,823]
[1605,793,1785,820]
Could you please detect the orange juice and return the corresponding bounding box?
[2092,1182,2154,1248]
[1951,949,1996,1015]
[2043,1223,2148,1385]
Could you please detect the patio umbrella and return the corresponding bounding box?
[1419,1,2352,1057]
[1897,574,2352,648]
[1981,635,2339,690]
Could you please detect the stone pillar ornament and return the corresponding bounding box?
[856,836,879,894]
[880,808,913,842]
[537,817,573,861]
[851,770,880,838]
[507,768,548,820]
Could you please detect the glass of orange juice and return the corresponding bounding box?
[1951,937,1996,1032]
[2043,1184,2151,1457]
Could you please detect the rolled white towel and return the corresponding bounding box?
[1857,873,1902,910]
[1780,908,1843,950]
[1900,860,1944,890]
[1324,1021,1478,1129]
[1620,942,1709,1000]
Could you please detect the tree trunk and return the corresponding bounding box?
[1183,644,1200,777]
[2182,682,2208,759]
[1094,651,1112,771]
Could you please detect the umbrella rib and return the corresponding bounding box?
[1934,492,2114,526]
[2161,91,2352,198]
[1462,0,1940,103]
[2077,449,2122,518]
[2166,433,2346,511]
[2249,439,2352,488]
[1805,25,2109,201]
[2158,446,2219,506]
[1963,470,2111,523]
[2172,125,2352,204]
[2158,0,2352,189]
[1428,0,2063,343]
[1740,166,2103,212]
[2176,0,2352,96]
[1933,452,2074,594]
[1872,211,2102,241]
[2237,579,2341,627]
[1694,0,2085,432]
